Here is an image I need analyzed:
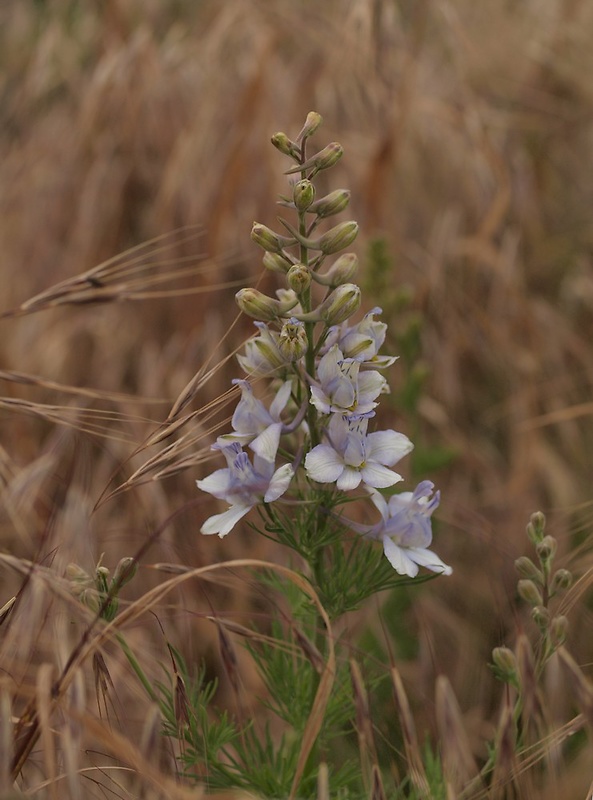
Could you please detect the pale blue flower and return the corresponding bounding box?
[346,481,451,577]
[309,345,386,416]
[304,413,413,491]
[324,307,397,368]
[197,442,293,538]
[218,379,293,460]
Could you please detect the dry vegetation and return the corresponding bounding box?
[1,0,593,797]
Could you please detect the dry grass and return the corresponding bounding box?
[1,0,593,796]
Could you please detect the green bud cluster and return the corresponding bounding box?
[236,112,360,327]
[66,555,137,622]
[514,510,572,658]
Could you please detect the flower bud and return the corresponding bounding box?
[235,288,297,321]
[293,179,315,211]
[319,283,361,325]
[517,579,543,607]
[278,318,308,361]
[271,132,300,159]
[549,614,569,647]
[66,563,91,585]
[296,111,323,141]
[531,605,550,631]
[313,253,359,287]
[492,646,518,682]
[251,222,294,253]
[514,556,543,585]
[287,264,311,295]
[308,189,351,218]
[526,511,546,544]
[318,221,359,255]
[285,142,344,175]
[263,252,292,274]
[112,557,137,590]
[550,568,573,594]
[536,535,557,563]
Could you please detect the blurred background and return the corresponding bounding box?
[1,0,593,794]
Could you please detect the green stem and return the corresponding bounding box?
[116,631,159,703]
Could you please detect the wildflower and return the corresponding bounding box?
[305,413,412,491]
[345,481,451,577]
[324,307,397,368]
[237,322,291,377]
[218,379,293,459]
[309,345,385,416]
[197,442,293,538]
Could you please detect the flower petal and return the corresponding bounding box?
[382,537,419,577]
[196,469,230,499]
[200,504,251,537]
[366,430,413,466]
[269,380,293,419]
[305,445,344,483]
[405,547,452,576]
[264,463,294,502]
[360,462,403,488]
[336,467,362,491]
[250,422,282,462]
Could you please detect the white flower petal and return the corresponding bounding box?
[360,463,402,488]
[310,385,331,414]
[366,430,413,466]
[200,504,251,537]
[305,445,344,483]
[336,467,362,491]
[264,463,294,502]
[269,380,293,419]
[405,547,452,575]
[250,422,282,462]
[357,370,386,401]
[382,537,419,577]
[196,469,230,499]
[317,345,342,385]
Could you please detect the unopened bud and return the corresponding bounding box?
[319,283,361,325]
[313,253,358,287]
[285,142,344,175]
[66,563,91,584]
[514,556,543,585]
[278,318,308,361]
[271,132,300,159]
[550,568,573,594]
[318,221,359,255]
[550,615,569,647]
[251,222,294,253]
[293,180,315,212]
[263,252,292,274]
[536,535,557,563]
[235,288,297,321]
[287,264,311,295]
[297,111,323,141]
[527,511,546,544]
[517,579,543,607]
[531,605,550,630]
[112,557,137,590]
[309,189,351,218]
[492,646,518,682]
